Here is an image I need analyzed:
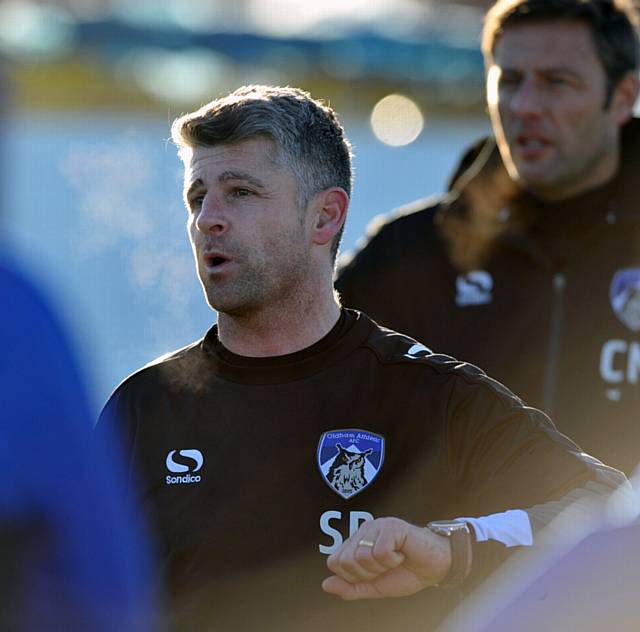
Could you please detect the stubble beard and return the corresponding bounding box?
[200,234,311,319]
[502,112,615,200]
[512,141,611,200]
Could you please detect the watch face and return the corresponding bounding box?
[428,520,469,535]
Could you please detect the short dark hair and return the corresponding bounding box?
[482,0,640,103]
[171,85,353,260]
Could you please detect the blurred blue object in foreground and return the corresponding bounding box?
[440,480,640,632]
[0,250,159,631]
[480,521,640,632]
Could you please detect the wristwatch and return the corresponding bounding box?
[426,519,473,588]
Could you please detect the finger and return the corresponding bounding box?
[321,575,384,601]
[332,525,404,577]
[327,547,379,583]
[371,524,407,569]
[326,533,369,574]
[352,543,390,575]
[373,547,405,571]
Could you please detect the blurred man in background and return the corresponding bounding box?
[336,0,640,475]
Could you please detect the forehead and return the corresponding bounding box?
[184,137,283,183]
[493,20,603,74]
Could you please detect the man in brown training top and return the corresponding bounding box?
[99,84,626,631]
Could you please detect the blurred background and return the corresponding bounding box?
[1,0,497,414]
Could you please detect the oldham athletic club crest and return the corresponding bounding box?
[610,269,640,332]
[317,429,385,499]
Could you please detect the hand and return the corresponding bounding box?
[322,517,452,601]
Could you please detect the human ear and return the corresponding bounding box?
[609,72,640,126]
[311,188,349,247]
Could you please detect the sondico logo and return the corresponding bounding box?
[404,343,432,360]
[456,270,493,307]
[165,449,203,485]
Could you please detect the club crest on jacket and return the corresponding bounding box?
[317,429,385,499]
[610,269,640,332]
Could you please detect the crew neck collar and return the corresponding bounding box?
[202,309,373,384]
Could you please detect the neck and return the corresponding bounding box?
[528,169,617,202]
[217,279,341,357]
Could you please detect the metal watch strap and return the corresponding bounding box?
[427,521,472,589]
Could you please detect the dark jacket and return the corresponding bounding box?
[336,119,640,474]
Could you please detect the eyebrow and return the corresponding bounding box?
[500,65,582,78]
[184,172,267,200]
[218,171,266,189]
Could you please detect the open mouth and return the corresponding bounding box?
[515,133,551,150]
[204,252,231,270]
[513,133,553,161]
[519,138,546,148]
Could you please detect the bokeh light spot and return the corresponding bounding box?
[370,94,424,146]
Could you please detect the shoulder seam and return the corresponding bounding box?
[361,335,523,409]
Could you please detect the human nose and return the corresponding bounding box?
[509,77,544,119]
[195,193,229,236]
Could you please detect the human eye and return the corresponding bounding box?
[188,193,205,212]
[230,187,255,199]
[546,74,571,87]
[499,71,521,89]
[544,68,582,88]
